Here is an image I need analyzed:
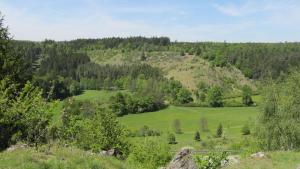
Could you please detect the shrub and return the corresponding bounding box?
[60,103,129,156]
[133,125,161,137]
[257,71,300,150]
[127,139,172,169]
[194,131,201,141]
[207,86,223,107]
[0,81,54,149]
[200,117,209,132]
[172,119,183,134]
[242,85,254,106]
[216,123,223,138]
[241,124,250,135]
[167,133,177,144]
[194,152,228,169]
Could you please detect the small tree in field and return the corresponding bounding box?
[241,124,250,135]
[216,123,223,138]
[200,117,209,132]
[167,133,177,144]
[172,119,182,134]
[194,131,201,141]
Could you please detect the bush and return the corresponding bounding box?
[129,125,161,137]
[241,124,250,135]
[172,119,183,134]
[242,85,254,106]
[60,102,129,156]
[257,71,300,150]
[194,152,228,169]
[0,81,54,149]
[127,139,172,169]
[194,131,201,141]
[200,117,209,132]
[167,133,177,144]
[207,86,223,107]
[216,123,223,138]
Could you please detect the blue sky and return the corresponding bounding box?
[1,0,300,42]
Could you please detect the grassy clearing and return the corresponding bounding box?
[73,90,127,102]
[119,106,259,150]
[0,146,131,169]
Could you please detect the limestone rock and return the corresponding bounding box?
[166,147,197,169]
[250,152,266,158]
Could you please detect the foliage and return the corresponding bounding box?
[176,88,194,104]
[60,99,129,154]
[0,81,54,149]
[165,79,193,104]
[216,123,223,138]
[109,92,166,116]
[194,152,228,169]
[241,124,251,135]
[172,119,183,134]
[194,131,201,141]
[127,139,172,169]
[167,133,177,144]
[128,125,161,137]
[257,71,300,150]
[200,117,209,132]
[207,86,223,107]
[242,85,254,106]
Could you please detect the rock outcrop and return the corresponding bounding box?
[166,147,197,169]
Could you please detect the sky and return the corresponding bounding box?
[1,0,300,42]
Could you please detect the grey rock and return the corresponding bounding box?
[100,148,122,158]
[166,147,197,169]
[221,155,240,168]
[6,144,28,152]
[250,152,266,158]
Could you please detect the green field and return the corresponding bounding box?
[119,106,259,150]
[74,90,128,102]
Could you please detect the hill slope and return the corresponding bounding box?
[87,50,255,96]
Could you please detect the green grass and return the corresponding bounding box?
[224,95,262,106]
[119,106,259,150]
[226,151,300,169]
[0,145,131,169]
[74,90,127,102]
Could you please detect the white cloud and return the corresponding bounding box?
[213,0,293,17]
[1,0,300,42]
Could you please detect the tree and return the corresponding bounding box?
[207,86,223,107]
[241,124,250,135]
[0,82,54,149]
[216,123,223,138]
[140,51,146,61]
[109,92,128,116]
[172,119,182,134]
[167,133,177,144]
[257,71,300,150]
[242,85,254,106]
[176,88,193,104]
[194,131,201,141]
[200,117,209,132]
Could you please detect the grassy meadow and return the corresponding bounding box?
[119,106,259,150]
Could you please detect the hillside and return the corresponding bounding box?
[86,49,256,96]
